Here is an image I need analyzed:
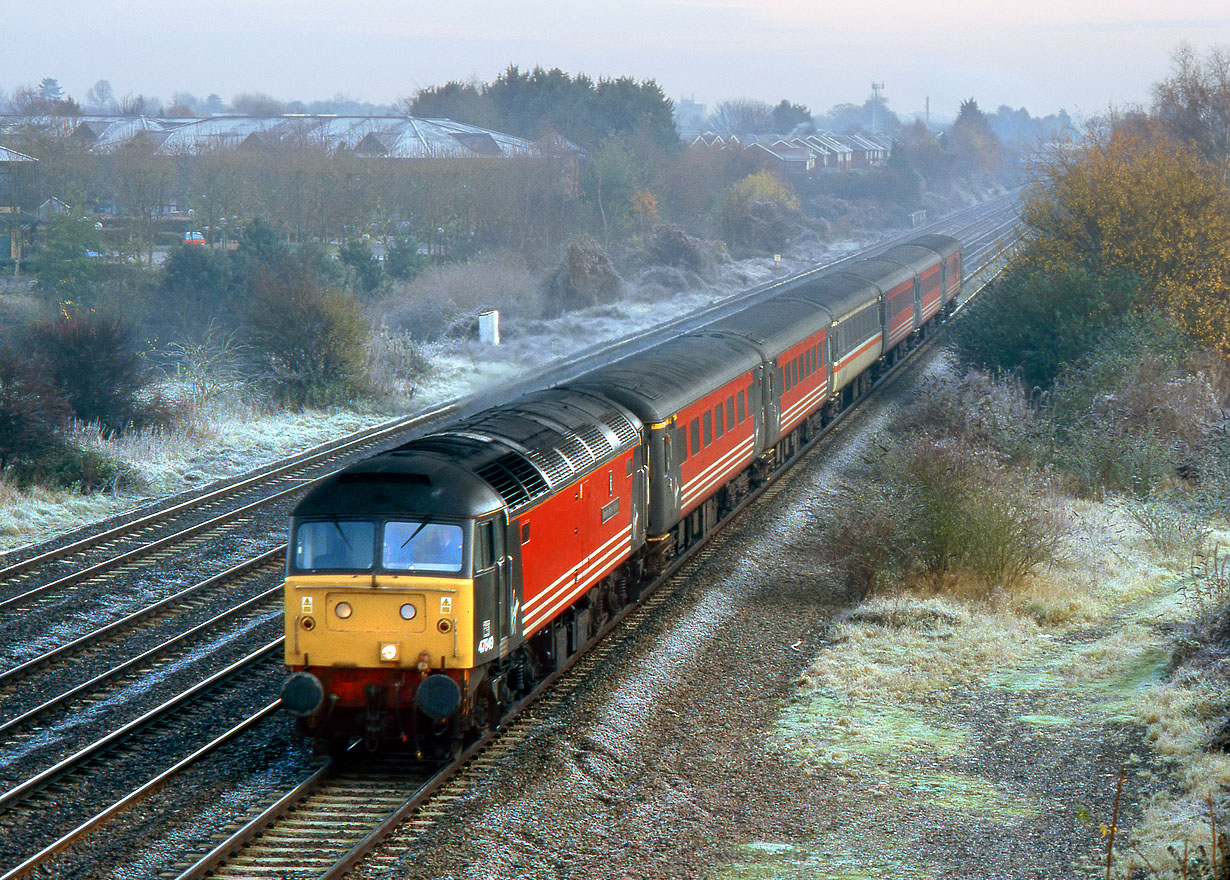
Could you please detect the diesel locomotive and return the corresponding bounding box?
[280,233,962,754]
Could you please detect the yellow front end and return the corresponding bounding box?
[284,573,476,673]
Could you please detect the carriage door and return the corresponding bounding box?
[474,518,511,660]
[492,518,510,653]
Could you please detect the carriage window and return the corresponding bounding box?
[690,418,701,456]
[474,521,494,571]
[737,389,746,422]
[383,521,464,573]
[294,520,375,571]
[714,404,724,439]
[782,361,791,391]
[726,396,735,428]
[677,427,688,461]
[702,411,713,447]
[794,358,800,384]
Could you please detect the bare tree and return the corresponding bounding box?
[1153,42,1230,164]
[707,99,774,136]
[86,79,117,113]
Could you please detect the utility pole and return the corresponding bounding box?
[871,81,885,133]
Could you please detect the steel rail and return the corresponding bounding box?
[0,548,283,686]
[0,701,284,880]
[0,486,297,612]
[0,583,281,737]
[0,639,281,815]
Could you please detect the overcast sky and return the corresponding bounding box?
[5,1,1229,121]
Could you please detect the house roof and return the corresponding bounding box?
[148,115,562,159]
[0,145,37,163]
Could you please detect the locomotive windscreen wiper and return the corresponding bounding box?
[400,517,433,548]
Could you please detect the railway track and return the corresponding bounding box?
[0,643,284,877]
[0,200,1020,879]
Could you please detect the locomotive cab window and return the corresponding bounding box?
[293,520,375,571]
[382,520,465,574]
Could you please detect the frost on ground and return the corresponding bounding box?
[0,237,868,554]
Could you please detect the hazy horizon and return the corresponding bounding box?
[5,1,1229,122]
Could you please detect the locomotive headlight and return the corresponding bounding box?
[380,643,399,662]
[399,603,417,621]
[335,601,353,619]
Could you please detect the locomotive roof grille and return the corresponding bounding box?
[556,433,596,470]
[604,410,640,446]
[474,452,549,508]
[526,446,575,486]
[577,423,614,455]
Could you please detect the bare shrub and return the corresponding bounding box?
[245,265,368,409]
[819,428,1067,597]
[1048,347,1228,498]
[162,320,248,406]
[378,252,536,341]
[542,237,624,318]
[817,482,911,595]
[1120,498,1212,556]
[627,224,724,279]
[963,481,1068,590]
[906,370,1043,465]
[26,311,168,434]
[365,323,431,402]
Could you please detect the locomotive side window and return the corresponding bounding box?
[383,521,464,573]
[702,411,713,447]
[737,389,746,422]
[714,403,724,439]
[521,522,531,544]
[294,520,375,571]
[690,418,700,456]
[474,521,494,571]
